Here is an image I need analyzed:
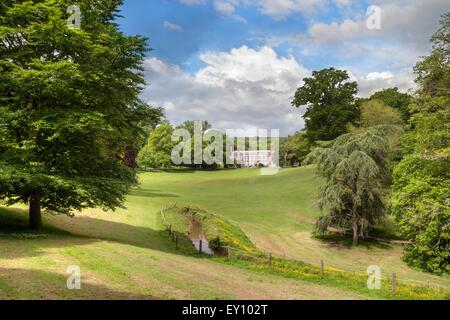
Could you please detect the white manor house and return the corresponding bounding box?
[232,150,274,167]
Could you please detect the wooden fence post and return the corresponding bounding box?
[168,225,172,236]
[392,273,397,295]
[199,240,203,253]
[227,246,231,259]
[175,235,178,250]
[269,254,272,267]
[320,260,324,277]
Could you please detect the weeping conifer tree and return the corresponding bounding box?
[305,126,398,245]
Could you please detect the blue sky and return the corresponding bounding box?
[115,0,449,135]
[118,0,373,72]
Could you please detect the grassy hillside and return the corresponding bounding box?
[138,167,450,290]
[0,167,449,299]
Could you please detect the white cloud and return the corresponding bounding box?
[163,21,183,32]
[196,46,306,92]
[151,0,446,134]
[142,46,310,135]
[366,71,393,81]
[214,0,238,14]
[263,0,448,77]
[304,0,447,50]
[256,0,326,18]
[347,68,416,97]
[142,46,419,134]
[307,19,367,43]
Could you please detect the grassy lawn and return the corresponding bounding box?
[1,167,449,299]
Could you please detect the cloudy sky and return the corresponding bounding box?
[117,0,449,135]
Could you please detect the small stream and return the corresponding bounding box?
[187,214,213,255]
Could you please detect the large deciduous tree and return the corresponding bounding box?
[175,120,212,169]
[0,0,151,229]
[305,127,396,245]
[292,68,359,143]
[391,13,450,274]
[369,88,412,123]
[280,131,310,166]
[121,103,165,170]
[137,123,175,169]
[350,99,403,131]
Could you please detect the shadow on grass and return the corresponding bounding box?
[129,188,180,198]
[313,232,394,250]
[0,206,205,260]
[138,168,196,174]
[139,167,241,174]
[0,267,156,300]
[0,207,70,237]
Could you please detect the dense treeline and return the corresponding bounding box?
[296,13,449,273]
[391,13,449,274]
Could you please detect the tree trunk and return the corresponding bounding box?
[352,217,359,246]
[29,191,42,230]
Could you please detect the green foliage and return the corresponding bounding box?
[164,205,257,253]
[391,155,449,273]
[280,131,310,166]
[137,123,175,169]
[0,0,150,223]
[392,12,450,274]
[208,236,222,250]
[369,88,412,123]
[348,99,404,164]
[160,206,196,252]
[392,97,449,274]
[125,102,165,167]
[414,12,450,98]
[176,120,243,170]
[292,68,359,143]
[305,127,397,244]
[349,99,403,131]
[175,120,218,169]
[176,120,211,136]
[197,208,256,253]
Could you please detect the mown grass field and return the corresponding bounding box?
[0,167,449,299]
